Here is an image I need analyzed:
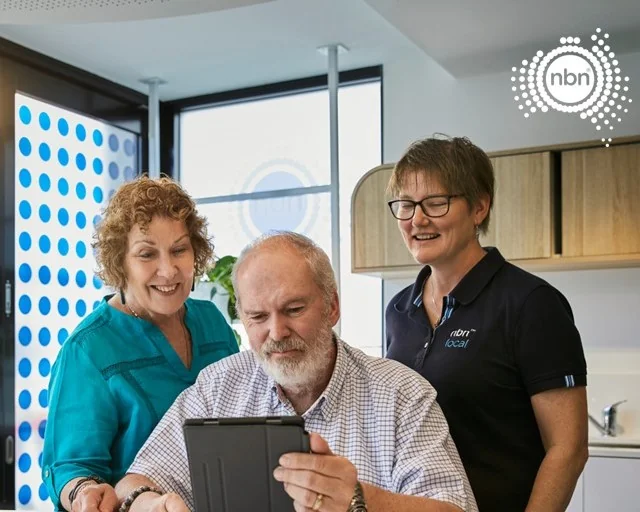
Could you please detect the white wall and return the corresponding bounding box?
[379,45,640,377]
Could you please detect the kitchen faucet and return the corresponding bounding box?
[588,400,627,437]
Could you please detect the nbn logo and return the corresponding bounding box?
[550,68,591,87]
[444,328,476,349]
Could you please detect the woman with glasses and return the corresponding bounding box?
[385,135,588,512]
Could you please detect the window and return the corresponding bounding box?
[179,72,382,354]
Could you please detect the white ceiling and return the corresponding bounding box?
[0,0,639,100]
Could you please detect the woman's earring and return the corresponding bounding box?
[191,278,195,292]
[120,289,126,304]
[475,225,480,239]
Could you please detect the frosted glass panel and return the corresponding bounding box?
[14,93,138,510]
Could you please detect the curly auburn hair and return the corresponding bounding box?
[92,176,214,290]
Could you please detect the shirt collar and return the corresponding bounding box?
[266,336,348,421]
[392,247,506,312]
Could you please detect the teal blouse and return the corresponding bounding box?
[42,297,238,509]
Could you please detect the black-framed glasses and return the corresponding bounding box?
[387,194,463,220]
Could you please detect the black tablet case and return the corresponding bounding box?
[183,416,310,512]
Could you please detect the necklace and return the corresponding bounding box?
[429,279,441,326]
[125,303,140,318]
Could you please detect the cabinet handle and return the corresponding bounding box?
[4,435,14,465]
[4,280,11,318]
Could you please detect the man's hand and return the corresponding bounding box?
[72,483,118,512]
[274,433,357,511]
[130,492,190,512]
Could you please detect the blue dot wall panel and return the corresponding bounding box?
[14,93,138,510]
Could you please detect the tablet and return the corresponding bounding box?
[183,416,310,512]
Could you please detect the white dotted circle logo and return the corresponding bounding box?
[511,28,632,146]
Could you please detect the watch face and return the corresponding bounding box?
[351,506,367,512]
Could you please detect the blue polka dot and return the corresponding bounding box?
[93,300,100,310]
[39,483,49,501]
[58,148,69,166]
[58,177,69,196]
[39,235,51,253]
[19,232,32,251]
[57,208,69,226]
[18,263,32,283]
[58,298,69,316]
[58,328,69,345]
[108,134,119,151]
[38,420,46,439]
[124,138,135,156]
[93,275,103,289]
[58,118,69,136]
[18,453,31,473]
[124,165,136,180]
[58,268,69,286]
[76,182,87,199]
[18,421,31,441]
[39,204,51,223]
[18,485,31,505]
[38,452,43,468]
[76,152,87,170]
[18,358,31,378]
[93,186,104,203]
[93,214,102,227]
[93,129,103,146]
[76,124,86,141]
[39,358,51,377]
[18,390,31,409]
[39,143,51,161]
[18,295,31,314]
[18,137,32,156]
[18,168,31,188]
[108,189,116,200]
[39,266,51,284]
[108,162,120,180]
[76,241,87,258]
[18,105,31,124]
[93,158,103,175]
[76,300,87,317]
[39,389,48,408]
[76,212,87,229]
[38,296,51,315]
[38,173,51,192]
[75,270,87,288]
[39,327,51,346]
[39,112,51,130]
[18,200,31,219]
[58,238,69,255]
[18,326,32,346]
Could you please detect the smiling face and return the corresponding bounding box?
[397,171,488,267]
[235,245,339,391]
[124,216,195,318]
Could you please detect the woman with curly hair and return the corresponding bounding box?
[42,176,239,512]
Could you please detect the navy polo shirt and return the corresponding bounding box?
[386,248,587,512]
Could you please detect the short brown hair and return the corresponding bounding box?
[387,135,495,234]
[93,176,213,289]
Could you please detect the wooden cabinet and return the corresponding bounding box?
[351,164,417,273]
[480,152,555,260]
[562,143,640,257]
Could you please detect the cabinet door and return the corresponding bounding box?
[584,456,640,512]
[351,165,417,271]
[562,143,640,257]
[480,152,555,260]
[566,473,584,512]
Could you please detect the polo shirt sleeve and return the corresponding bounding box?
[391,383,475,511]
[127,373,209,507]
[42,341,118,509]
[514,285,587,396]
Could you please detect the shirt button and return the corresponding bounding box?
[44,468,50,477]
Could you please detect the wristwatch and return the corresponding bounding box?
[347,481,368,512]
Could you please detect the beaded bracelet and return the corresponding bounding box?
[68,475,106,508]
[118,485,164,512]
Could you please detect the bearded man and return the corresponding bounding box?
[114,232,477,512]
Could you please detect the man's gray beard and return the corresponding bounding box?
[255,323,335,392]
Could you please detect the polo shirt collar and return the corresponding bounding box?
[450,247,506,305]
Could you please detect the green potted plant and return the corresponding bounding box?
[203,255,241,345]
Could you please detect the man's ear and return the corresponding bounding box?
[328,290,340,327]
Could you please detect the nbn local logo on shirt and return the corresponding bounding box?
[444,328,477,349]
